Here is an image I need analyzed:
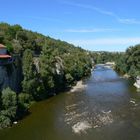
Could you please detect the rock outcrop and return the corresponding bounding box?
[0,57,22,93]
[134,76,140,89]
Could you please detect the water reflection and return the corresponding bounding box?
[1,65,140,140]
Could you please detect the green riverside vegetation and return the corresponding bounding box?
[0,22,139,129]
[115,45,140,78]
[0,22,92,128]
[90,45,140,78]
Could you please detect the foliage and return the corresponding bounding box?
[18,93,31,111]
[22,49,35,93]
[0,22,93,128]
[90,45,140,78]
[0,115,11,128]
[112,45,140,77]
[0,88,17,128]
[0,88,32,128]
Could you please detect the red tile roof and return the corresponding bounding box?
[0,55,11,58]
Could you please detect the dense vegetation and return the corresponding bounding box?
[90,45,140,79]
[90,51,123,64]
[1,22,139,129]
[0,22,92,128]
[115,44,140,78]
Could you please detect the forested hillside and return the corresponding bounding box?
[90,51,123,64]
[115,44,140,78]
[0,23,92,128]
[90,45,140,79]
[1,22,139,129]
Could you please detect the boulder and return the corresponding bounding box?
[134,76,140,89]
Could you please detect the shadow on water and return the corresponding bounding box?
[1,65,140,140]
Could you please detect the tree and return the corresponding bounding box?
[40,44,55,94]
[22,49,35,93]
[0,114,11,128]
[65,73,74,86]
[17,93,31,117]
[1,87,17,120]
[18,93,31,110]
[125,45,140,77]
[0,22,95,128]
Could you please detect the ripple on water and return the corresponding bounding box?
[93,112,113,127]
[64,102,114,134]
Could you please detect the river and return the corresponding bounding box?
[1,65,140,140]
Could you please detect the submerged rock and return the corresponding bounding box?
[72,121,92,134]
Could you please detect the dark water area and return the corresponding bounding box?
[1,65,140,140]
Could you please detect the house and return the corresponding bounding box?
[0,44,13,65]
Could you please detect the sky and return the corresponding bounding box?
[1,0,140,52]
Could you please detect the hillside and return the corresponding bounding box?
[0,22,92,128]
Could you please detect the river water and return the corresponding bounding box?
[1,65,140,140]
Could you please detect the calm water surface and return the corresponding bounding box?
[1,65,140,140]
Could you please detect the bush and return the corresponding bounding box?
[0,114,11,129]
[18,93,31,111]
[0,88,17,128]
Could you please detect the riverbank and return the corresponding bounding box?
[1,64,140,140]
[1,80,86,128]
[70,80,87,93]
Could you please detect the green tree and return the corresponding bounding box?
[0,115,11,128]
[18,93,31,111]
[22,49,37,96]
[1,88,17,120]
[40,44,55,95]
[17,93,32,117]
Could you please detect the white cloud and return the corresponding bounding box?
[64,28,120,33]
[118,18,140,24]
[61,1,115,17]
[60,0,140,25]
[67,37,140,46]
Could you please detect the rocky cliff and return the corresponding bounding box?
[0,57,22,93]
[134,76,140,89]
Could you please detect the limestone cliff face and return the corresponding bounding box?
[0,57,22,93]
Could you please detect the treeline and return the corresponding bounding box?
[115,44,140,78]
[90,51,123,64]
[0,22,92,128]
[90,45,140,79]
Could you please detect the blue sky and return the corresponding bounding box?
[1,0,140,52]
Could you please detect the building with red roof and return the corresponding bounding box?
[0,44,13,65]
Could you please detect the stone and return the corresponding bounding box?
[134,76,140,89]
